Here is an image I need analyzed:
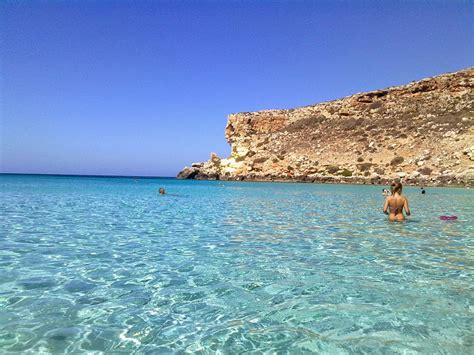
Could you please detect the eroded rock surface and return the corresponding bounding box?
[178,68,474,186]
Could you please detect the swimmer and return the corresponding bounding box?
[421,187,426,195]
[382,188,391,196]
[383,182,411,221]
[159,187,166,195]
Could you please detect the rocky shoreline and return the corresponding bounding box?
[177,166,470,187]
[178,68,474,187]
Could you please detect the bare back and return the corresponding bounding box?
[384,193,410,221]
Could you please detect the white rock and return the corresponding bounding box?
[464,168,474,182]
[235,146,249,157]
[221,166,236,174]
[220,158,237,167]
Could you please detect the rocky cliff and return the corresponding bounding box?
[178,68,474,186]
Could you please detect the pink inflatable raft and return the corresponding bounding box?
[439,216,458,221]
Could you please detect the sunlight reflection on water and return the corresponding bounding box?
[0,175,473,353]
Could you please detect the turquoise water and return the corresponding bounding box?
[1,174,473,353]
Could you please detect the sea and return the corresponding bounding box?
[0,174,473,353]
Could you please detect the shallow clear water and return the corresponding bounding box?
[1,174,473,353]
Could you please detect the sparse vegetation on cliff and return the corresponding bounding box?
[178,68,474,186]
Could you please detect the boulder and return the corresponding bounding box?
[374,167,385,175]
[370,173,380,180]
[210,152,221,164]
[326,165,339,174]
[463,166,474,185]
[235,146,249,158]
[418,167,433,176]
[177,166,200,179]
[356,163,373,172]
[390,156,404,166]
[463,146,474,161]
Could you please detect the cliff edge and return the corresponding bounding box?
[178,68,474,186]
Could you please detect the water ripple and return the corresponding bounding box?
[0,175,473,352]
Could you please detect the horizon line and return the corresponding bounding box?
[0,172,176,179]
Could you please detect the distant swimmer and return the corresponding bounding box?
[382,188,391,196]
[159,187,166,195]
[383,182,411,221]
[421,187,426,194]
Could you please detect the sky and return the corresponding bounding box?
[1,0,472,177]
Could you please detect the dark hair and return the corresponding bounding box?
[392,182,402,194]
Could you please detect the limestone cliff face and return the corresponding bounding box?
[178,68,474,186]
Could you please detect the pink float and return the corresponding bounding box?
[439,216,458,221]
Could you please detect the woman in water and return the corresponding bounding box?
[383,182,411,221]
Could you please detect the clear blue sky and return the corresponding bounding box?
[1,0,472,177]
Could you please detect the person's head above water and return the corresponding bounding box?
[159,187,165,195]
[391,182,403,194]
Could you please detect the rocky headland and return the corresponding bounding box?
[178,68,474,186]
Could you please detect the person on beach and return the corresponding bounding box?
[159,187,166,195]
[383,182,411,221]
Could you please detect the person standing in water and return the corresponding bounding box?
[383,182,411,221]
[159,187,166,195]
